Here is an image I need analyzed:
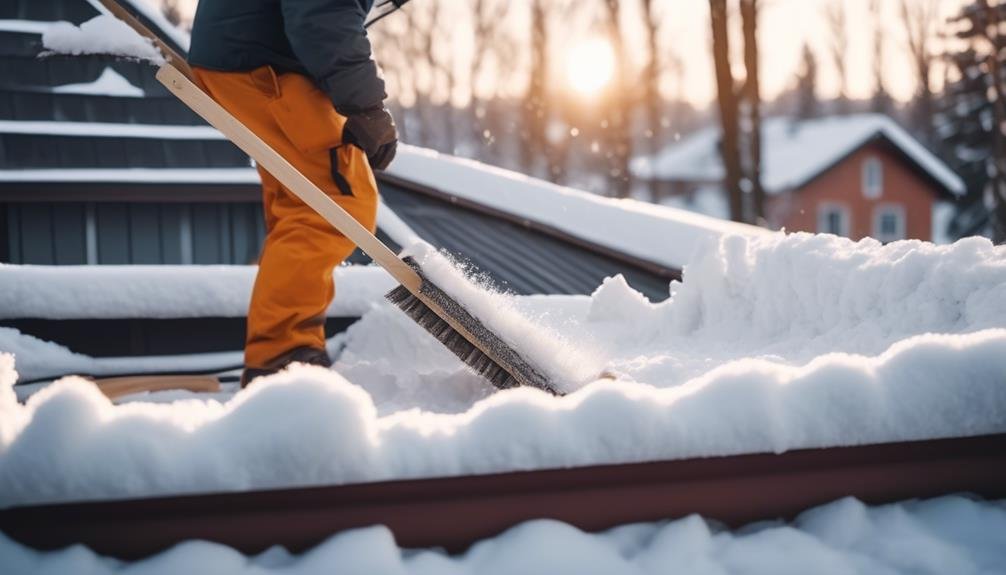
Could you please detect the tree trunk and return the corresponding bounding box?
[521,0,548,178]
[741,0,764,224]
[640,0,663,200]
[604,0,633,198]
[710,0,744,222]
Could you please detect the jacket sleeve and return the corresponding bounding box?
[281,0,387,114]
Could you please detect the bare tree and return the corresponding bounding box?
[824,1,850,113]
[521,0,550,177]
[870,0,894,114]
[795,42,820,119]
[899,0,939,143]
[468,0,508,154]
[709,0,744,222]
[640,0,663,156]
[160,0,182,27]
[741,0,765,222]
[602,0,633,197]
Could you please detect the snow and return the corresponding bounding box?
[1,233,1004,507]
[0,168,259,184]
[41,15,164,64]
[52,68,145,97]
[87,0,191,52]
[1,495,1004,574]
[402,243,604,391]
[0,264,394,320]
[0,20,55,35]
[0,329,244,389]
[632,115,966,196]
[388,145,766,270]
[0,120,226,139]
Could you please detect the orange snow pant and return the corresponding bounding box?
[193,66,378,371]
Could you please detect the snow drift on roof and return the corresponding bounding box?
[0,168,259,184]
[94,0,191,52]
[41,15,164,64]
[632,114,965,195]
[0,265,394,321]
[52,67,145,97]
[1,233,1003,507]
[0,120,226,139]
[3,495,1005,574]
[388,145,766,270]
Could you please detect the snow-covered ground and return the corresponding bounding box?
[2,495,1004,575]
[1,232,1004,508]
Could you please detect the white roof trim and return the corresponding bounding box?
[0,168,259,184]
[0,20,54,34]
[0,120,227,140]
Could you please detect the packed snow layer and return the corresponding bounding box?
[0,265,394,320]
[388,145,766,270]
[1,234,1004,507]
[2,495,1005,574]
[41,15,164,64]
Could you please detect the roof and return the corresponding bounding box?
[2,433,1002,559]
[0,0,755,303]
[631,115,966,196]
[386,146,766,272]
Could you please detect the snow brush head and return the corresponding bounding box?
[385,257,561,394]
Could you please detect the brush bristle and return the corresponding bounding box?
[385,257,558,394]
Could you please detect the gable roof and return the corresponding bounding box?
[631,114,965,196]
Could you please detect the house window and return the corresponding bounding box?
[817,203,851,237]
[873,204,906,243]
[862,157,883,199]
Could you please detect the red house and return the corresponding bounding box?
[632,115,965,242]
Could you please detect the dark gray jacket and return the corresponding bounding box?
[188,0,386,114]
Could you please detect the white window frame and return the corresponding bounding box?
[862,156,883,199]
[873,204,906,243]
[817,202,851,237]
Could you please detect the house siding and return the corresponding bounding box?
[769,141,937,241]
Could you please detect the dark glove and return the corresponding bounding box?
[342,107,398,170]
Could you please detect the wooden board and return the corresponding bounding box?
[91,375,220,400]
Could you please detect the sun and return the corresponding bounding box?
[565,37,615,96]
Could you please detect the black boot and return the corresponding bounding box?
[241,346,332,388]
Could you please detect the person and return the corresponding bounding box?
[187,0,397,386]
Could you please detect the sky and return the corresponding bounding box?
[166,0,969,108]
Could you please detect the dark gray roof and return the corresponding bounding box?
[378,178,675,300]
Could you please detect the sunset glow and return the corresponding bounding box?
[565,37,615,97]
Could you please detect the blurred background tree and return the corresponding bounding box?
[163,0,1005,242]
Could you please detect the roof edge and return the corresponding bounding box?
[1,432,1001,559]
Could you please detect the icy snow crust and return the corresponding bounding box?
[2,495,1005,574]
[41,15,164,64]
[1,233,1005,507]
